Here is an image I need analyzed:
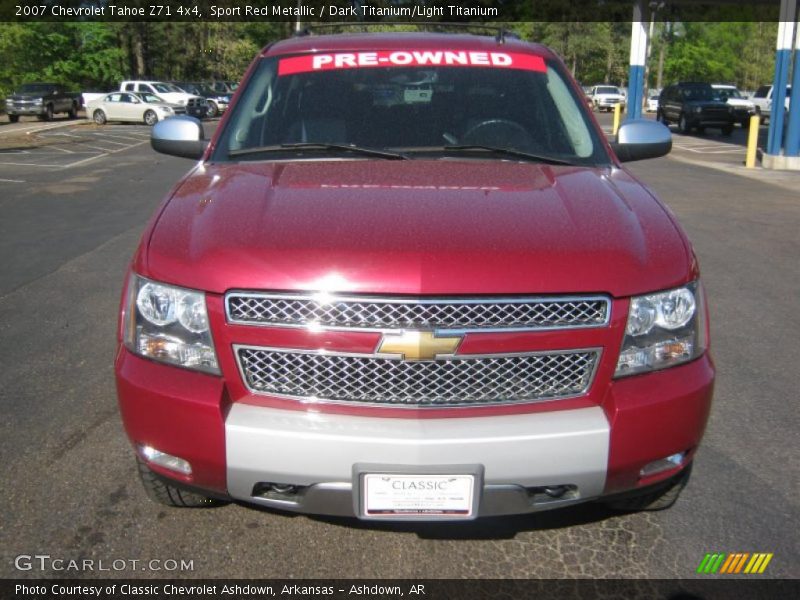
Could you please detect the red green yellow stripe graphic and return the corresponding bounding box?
[697,552,773,574]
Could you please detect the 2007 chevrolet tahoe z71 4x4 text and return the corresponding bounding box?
[116,32,714,520]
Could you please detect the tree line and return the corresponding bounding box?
[0,21,779,100]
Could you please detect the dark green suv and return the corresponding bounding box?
[657,82,735,135]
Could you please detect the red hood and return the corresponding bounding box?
[144,160,691,297]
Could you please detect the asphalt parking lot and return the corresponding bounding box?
[1,115,798,580]
[0,118,150,171]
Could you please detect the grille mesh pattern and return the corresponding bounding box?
[227,294,608,331]
[237,348,598,407]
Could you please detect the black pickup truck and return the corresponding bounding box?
[5,83,81,122]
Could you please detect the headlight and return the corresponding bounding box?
[615,282,707,377]
[123,275,219,374]
[159,106,173,113]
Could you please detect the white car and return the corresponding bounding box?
[590,85,626,112]
[646,93,659,112]
[86,92,178,125]
[751,84,791,122]
[712,84,755,127]
[120,81,207,118]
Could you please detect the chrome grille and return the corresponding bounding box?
[236,346,599,407]
[226,293,609,332]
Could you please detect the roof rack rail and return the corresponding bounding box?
[294,22,518,44]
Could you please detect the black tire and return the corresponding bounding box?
[206,101,218,118]
[143,109,158,126]
[656,109,668,126]
[679,113,691,134]
[93,109,107,125]
[722,125,733,136]
[137,457,221,508]
[697,126,706,135]
[67,102,77,119]
[8,114,19,123]
[605,464,692,512]
[44,104,54,121]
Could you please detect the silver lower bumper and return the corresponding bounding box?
[225,404,610,519]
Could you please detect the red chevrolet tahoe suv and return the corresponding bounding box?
[116,32,714,520]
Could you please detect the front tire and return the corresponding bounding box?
[206,101,218,118]
[68,102,77,119]
[605,464,692,512]
[143,110,158,126]
[8,114,19,123]
[137,458,221,508]
[93,109,107,125]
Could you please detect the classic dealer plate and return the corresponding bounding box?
[362,473,476,518]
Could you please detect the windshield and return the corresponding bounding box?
[596,86,620,95]
[17,83,54,94]
[140,93,166,104]
[683,86,715,101]
[174,83,196,93]
[714,87,742,100]
[214,52,608,166]
[151,83,173,93]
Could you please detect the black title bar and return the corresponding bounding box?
[0,0,784,23]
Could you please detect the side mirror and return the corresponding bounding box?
[150,116,208,160]
[610,119,672,162]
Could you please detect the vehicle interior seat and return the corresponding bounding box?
[284,82,348,144]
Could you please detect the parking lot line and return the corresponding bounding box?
[61,140,149,168]
[85,132,150,142]
[0,177,26,182]
[0,121,84,136]
[0,162,67,168]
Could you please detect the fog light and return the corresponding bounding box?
[139,445,192,475]
[640,452,685,477]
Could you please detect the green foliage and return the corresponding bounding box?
[661,22,777,90]
[0,21,783,100]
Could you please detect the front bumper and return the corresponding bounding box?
[226,403,609,517]
[595,99,625,108]
[690,114,735,127]
[6,105,44,115]
[116,347,714,519]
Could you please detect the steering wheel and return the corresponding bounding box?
[461,118,532,148]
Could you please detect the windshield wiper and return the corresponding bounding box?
[229,143,408,160]
[437,145,577,166]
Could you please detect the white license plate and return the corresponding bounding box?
[363,474,475,518]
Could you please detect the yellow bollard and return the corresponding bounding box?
[612,103,622,136]
[745,114,760,168]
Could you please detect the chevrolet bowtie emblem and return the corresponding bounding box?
[377,331,462,361]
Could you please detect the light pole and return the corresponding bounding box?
[643,2,665,108]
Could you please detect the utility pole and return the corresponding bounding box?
[295,0,303,33]
[656,21,671,92]
[644,2,664,106]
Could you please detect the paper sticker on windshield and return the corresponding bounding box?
[278,50,546,76]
